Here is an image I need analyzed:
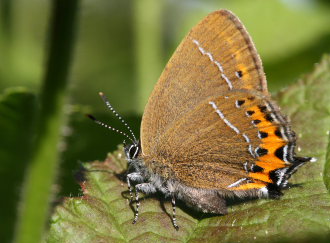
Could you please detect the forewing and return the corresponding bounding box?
[141,10,267,157]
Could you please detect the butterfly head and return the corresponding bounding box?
[124,140,141,161]
[87,92,139,162]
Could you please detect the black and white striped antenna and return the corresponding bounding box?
[86,92,137,144]
[86,114,135,144]
[98,92,137,142]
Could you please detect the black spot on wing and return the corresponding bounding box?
[236,70,243,78]
[275,146,284,160]
[246,110,255,116]
[265,113,274,122]
[258,131,268,139]
[258,105,267,113]
[236,100,245,107]
[252,119,261,125]
[275,128,282,138]
[255,147,268,157]
[251,165,264,173]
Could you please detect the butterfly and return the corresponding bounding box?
[89,9,313,230]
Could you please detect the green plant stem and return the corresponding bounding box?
[14,1,80,243]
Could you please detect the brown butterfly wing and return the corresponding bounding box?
[141,10,267,158]
[142,90,293,190]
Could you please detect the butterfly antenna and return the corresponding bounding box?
[98,92,137,142]
[86,114,135,144]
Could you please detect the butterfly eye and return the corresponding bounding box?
[125,144,140,160]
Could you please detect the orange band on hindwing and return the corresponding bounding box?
[228,101,295,190]
[230,181,268,191]
[249,104,291,184]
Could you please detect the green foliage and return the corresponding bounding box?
[0,88,36,243]
[4,1,80,243]
[46,56,330,242]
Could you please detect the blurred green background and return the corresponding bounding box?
[1,0,330,242]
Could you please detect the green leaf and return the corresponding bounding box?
[0,88,36,243]
[47,56,330,242]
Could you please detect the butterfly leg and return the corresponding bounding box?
[126,177,134,202]
[132,187,140,224]
[132,183,157,224]
[171,196,179,230]
[127,172,144,202]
